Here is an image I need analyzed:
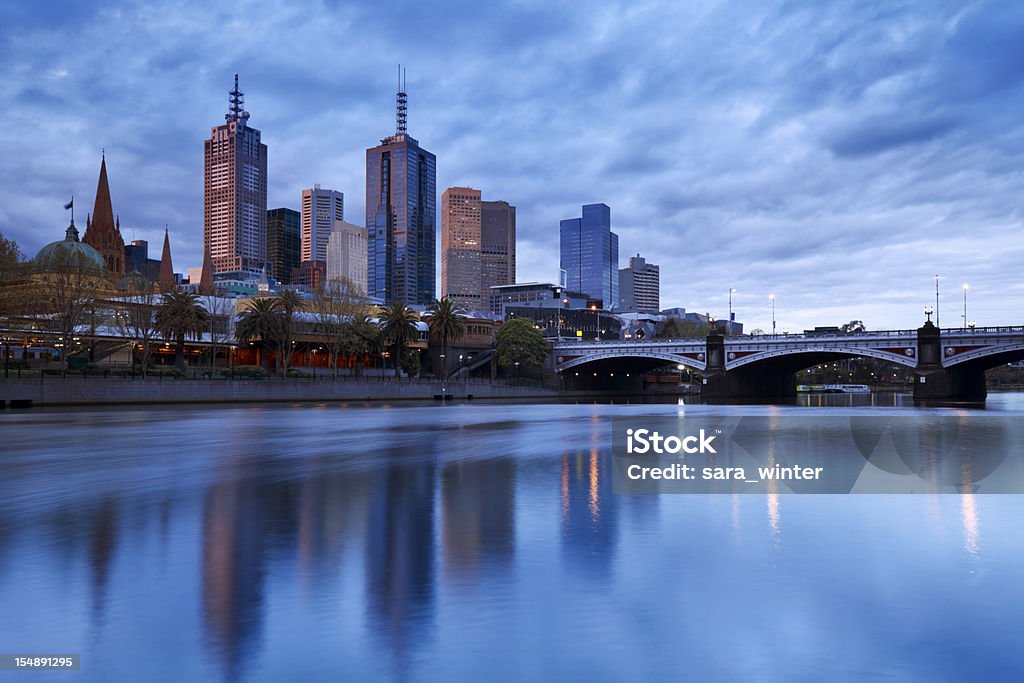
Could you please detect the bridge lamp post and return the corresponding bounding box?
[728,288,736,336]
[962,284,968,328]
[924,305,934,324]
[769,294,776,337]
[935,274,940,327]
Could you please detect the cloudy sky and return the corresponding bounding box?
[1,0,1022,332]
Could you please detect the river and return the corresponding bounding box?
[1,394,1023,681]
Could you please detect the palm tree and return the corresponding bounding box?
[426,297,466,378]
[344,314,383,378]
[235,297,282,371]
[154,289,210,372]
[274,289,303,374]
[378,301,419,378]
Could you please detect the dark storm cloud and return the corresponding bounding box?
[0,0,1022,331]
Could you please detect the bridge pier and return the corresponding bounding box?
[913,320,986,402]
[701,333,798,400]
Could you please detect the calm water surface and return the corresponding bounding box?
[1,394,1023,681]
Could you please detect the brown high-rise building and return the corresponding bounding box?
[441,187,481,308]
[82,153,125,276]
[441,188,515,310]
[204,74,267,276]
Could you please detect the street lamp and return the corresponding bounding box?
[769,294,776,337]
[924,305,934,323]
[935,274,940,327]
[728,288,736,336]
[962,283,968,328]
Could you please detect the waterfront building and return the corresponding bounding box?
[291,260,326,291]
[326,220,368,293]
[559,203,618,309]
[204,74,268,276]
[618,254,660,313]
[365,75,436,305]
[266,208,300,284]
[82,153,125,276]
[301,185,344,263]
[441,188,516,311]
[480,200,516,298]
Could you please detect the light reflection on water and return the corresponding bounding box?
[0,395,1023,681]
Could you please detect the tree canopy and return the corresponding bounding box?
[496,317,549,368]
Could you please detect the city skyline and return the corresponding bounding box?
[1,1,1023,331]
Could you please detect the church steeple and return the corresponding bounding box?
[198,242,215,295]
[82,151,125,275]
[158,228,175,290]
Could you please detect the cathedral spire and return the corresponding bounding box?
[82,153,125,275]
[92,154,115,232]
[198,241,215,295]
[158,227,175,290]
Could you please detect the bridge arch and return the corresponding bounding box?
[557,351,706,373]
[726,345,918,371]
[943,343,1024,368]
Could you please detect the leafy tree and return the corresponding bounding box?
[345,314,383,378]
[235,297,282,371]
[426,297,465,378]
[841,320,867,334]
[378,301,419,378]
[0,232,23,317]
[496,317,550,369]
[154,289,209,371]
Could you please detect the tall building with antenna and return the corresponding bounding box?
[365,67,437,305]
[204,74,268,276]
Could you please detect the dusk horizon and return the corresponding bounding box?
[2,0,1023,332]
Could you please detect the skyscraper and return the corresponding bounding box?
[301,185,344,262]
[266,208,300,284]
[480,200,516,296]
[559,203,619,308]
[441,187,482,308]
[618,254,660,312]
[326,220,368,294]
[365,73,436,306]
[82,153,125,276]
[204,74,267,276]
[441,188,516,309]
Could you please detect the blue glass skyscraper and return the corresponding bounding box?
[560,203,619,309]
[365,78,436,306]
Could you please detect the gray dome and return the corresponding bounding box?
[34,221,106,274]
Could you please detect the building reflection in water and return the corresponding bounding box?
[201,473,269,683]
[364,449,437,661]
[86,498,120,627]
[441,458,516,579]
[960,462,980,558]
[560,445,618,575]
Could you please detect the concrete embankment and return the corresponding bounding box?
[0,376,572,407]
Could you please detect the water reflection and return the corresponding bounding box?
[0,401,1022,681]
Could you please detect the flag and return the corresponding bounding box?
[63,199,73,210]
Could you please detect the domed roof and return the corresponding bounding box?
[35,221,106,273]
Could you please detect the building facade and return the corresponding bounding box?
[365,82,436,306]
[301,185,344,263]
[618,254,660,312]
[266,208,300,284]
[559,203,618,309]
[481,200,516,296]
[441,187,482,308]
[204,74,268,275]
[326,220,368,293]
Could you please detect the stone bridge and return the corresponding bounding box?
[552,322,1024,401]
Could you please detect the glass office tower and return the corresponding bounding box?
[559,203,619,309]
